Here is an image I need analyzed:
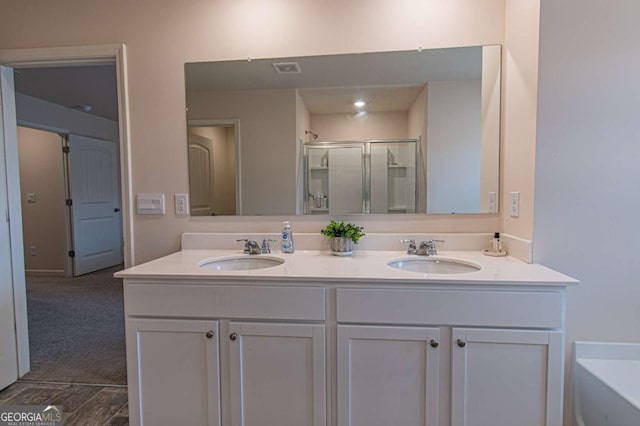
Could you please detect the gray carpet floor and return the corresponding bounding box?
[21,265,127,385]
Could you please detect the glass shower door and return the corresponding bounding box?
[305,143,365,214]
[370,140,417,214]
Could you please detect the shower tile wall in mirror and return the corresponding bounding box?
[185,45,501,216]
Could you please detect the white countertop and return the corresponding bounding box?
[115,249,578,286]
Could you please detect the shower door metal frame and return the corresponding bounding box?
[303,139,419,215]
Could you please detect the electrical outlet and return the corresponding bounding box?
[510,192,520,217]
[488,192,497,213]
[26,193,36,203]
[175,193,189,215]
[29,246,37,256]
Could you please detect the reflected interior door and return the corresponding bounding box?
[188,133,214,216]
[68,135,123,276]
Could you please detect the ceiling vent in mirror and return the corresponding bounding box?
[272,62,302,74]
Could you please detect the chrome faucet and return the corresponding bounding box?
[261,239,278,254]
[400,239,418,255]
[237,239,262,255]
[417,240,445,256]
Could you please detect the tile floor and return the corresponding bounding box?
[0,381,128,425]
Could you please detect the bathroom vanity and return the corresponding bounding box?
[116,236,577,426]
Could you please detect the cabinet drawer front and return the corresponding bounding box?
[336,288,563,328]
[125,284,325,320]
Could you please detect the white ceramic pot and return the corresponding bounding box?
[330,237,354,256]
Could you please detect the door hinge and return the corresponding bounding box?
[5,209,9,223]
[62,146,70,154]
[65,199,73,206]
[68,250,75,258]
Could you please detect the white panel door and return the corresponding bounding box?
[451,328,564,426]
[68,135,122,275]
[0,66,19,390]
[328,146,364,214]
[229,322,326,426]
[128,319,221,426]
[188,133,214,216]
[337,325,441,426]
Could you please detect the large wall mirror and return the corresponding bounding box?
[185,45,501,216]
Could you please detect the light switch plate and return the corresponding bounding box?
[137,193,165,215]
[510,192,520,217]
[26,193,36,203]
[175,193,189,215]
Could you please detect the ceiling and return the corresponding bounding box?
[14,65,119,122]
[299,85,426,114]
[186,46,484,92]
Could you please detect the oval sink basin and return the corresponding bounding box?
[387,257,481,274]
[199,256,285,271]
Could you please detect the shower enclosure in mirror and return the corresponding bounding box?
[304,140,417,215]
[185,44,501,216]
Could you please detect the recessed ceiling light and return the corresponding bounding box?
[354,100,366,108]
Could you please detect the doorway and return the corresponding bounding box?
[0,44,132,393]
[17,126,124,277]
[12,65,127,385]
[187,121,239,216]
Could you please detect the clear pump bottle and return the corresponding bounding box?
[281,221,295,253]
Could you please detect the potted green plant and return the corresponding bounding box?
[320,220,365,256]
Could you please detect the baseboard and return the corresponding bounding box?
[25,269,65,277]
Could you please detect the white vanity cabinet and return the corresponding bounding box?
[126,318,221,426]
[335,287,565,426]
[228,322,326,426]
[450,328,564,426]
[337,325,441,426]
[123,275,569,426]
[124,282,327,426]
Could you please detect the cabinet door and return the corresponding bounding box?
[337,325,441,426]
[451,328,564,426]
[229,322,326,426]
[127,319,220,426]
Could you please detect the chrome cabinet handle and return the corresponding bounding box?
[206,330,215,339]
[457,339,466,348]
[230,332,238,341]
[430,339,439,348]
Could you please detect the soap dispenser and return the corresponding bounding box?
[281,221,295,253]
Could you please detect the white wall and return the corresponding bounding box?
[310,111,408,141]
[501,0,540,239]
[295,91,311,214]
[479,45,501,212]
[187,88,297,215]
[408,85,428,213]
[534,1,640,424]
[427,80,482,213]
[0,0,507,263]
[18,126,67,274]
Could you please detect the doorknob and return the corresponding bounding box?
[114,208,121,212]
